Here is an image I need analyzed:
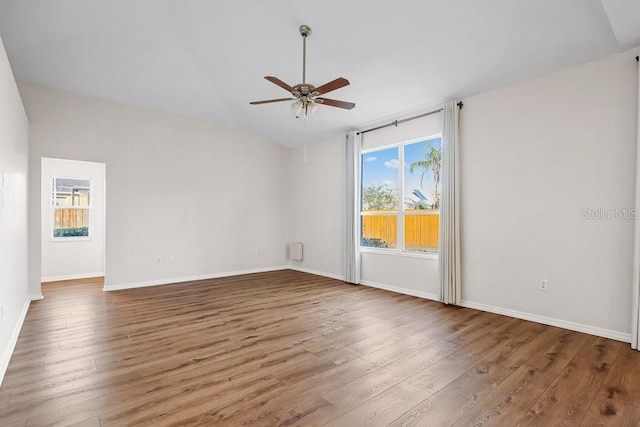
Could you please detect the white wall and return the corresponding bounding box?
[41,158,105,281]
[287,135,346,279]
[460,50,638,338]
[21,84,289,292]
[0,35,30,384]
[289,50,639,340]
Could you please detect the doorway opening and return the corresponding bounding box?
[40,158,106,286]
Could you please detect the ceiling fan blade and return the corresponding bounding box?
[264,76,295,93]
[314,77,350,95]
[316,97,355,110]
[250,98,295,105]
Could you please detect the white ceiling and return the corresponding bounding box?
[0,0,638,148]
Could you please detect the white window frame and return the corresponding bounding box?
[51,176,93,242]
[360,134,442,259]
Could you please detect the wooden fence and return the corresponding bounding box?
[54,208,89,230]
[362,213,439,251]
[55,208,437,249]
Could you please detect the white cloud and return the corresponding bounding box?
[384,159,399,169]
[382,180,394,188]
[364,156,377,162]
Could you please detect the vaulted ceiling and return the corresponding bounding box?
[0,0,638,147]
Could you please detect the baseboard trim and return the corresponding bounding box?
[361,280,441,302]
[103,266,289,291]
[460,299,631,343]
[29,293,44,301]
[0,297,31,386]
[287,265,345,281]
[42,272,104,283]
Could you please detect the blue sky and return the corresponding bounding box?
[362,137,442,209]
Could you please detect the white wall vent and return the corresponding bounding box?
[287,242,303,261]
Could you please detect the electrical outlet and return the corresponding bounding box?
[539,279,549,291]
[156,257,161,264]
[169,256,175,263]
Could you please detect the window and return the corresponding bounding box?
[51,177,92,239]
[361,136,441,254]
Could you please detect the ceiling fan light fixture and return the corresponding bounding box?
[292,99,318,119]
[308,100,319,115]
[292,99,305,118]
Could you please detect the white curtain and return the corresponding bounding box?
[439,102,461,304]
[632,56,640,350]
[345,131,362,284]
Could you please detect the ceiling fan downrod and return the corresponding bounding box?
[300,25,311,85]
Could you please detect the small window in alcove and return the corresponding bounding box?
[51,177,92,239]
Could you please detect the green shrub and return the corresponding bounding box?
[361,237,390,248]
[54,227,89,237]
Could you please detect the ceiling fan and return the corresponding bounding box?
[250,25,355,118]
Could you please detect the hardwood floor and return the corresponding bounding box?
[1,270,639,426]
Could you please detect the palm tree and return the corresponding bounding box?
[409,143,441,208]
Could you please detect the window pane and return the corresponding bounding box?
[53,209,90,237]
[362,215,397,249]
[53,178,91,207]
[404,138,441,211]
[404,213,439,252]
[361,147,399,212]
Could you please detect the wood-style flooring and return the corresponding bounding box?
[1,270,639,426]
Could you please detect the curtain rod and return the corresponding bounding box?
[356,102,463,136]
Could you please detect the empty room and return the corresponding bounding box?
[1,1,640,425]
